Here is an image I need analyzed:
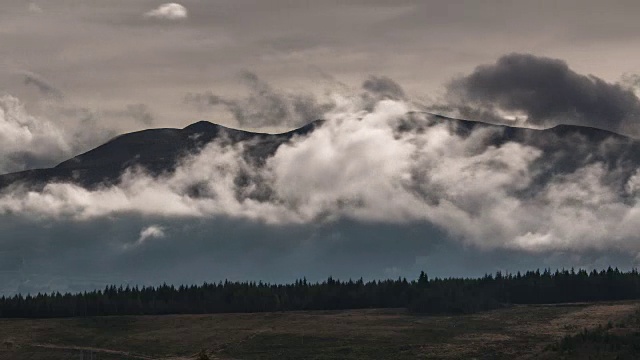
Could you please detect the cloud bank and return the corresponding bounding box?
[4,94,640,257]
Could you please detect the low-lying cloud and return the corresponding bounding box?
[4,95,640,257]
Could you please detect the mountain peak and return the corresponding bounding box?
[183,120,221,133]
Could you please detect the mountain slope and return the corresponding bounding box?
[0,120,323,189]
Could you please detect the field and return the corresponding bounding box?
[0,302,638,359]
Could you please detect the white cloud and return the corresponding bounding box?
[0,95,72,173]
[123,225,166,249]
[2,96,640,257]
[144,3,188,20]
[139,225,165,243]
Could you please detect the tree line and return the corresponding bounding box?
[1,267,639,318]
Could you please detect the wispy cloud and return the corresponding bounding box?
[27,3,42,14]
[22,72,64,100]
[185,72,411,129]
[123,225,166,249]
[3,54,640,289]
[186,72,335,129]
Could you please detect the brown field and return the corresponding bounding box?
[0,301,637,359]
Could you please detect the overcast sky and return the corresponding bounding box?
[2,1,640,294]
[2,0,640,133]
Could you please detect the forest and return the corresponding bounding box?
[1,267,639,318]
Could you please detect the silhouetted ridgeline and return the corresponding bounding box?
[1,267,639,318]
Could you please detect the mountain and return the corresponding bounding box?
[0,120,323,190]
[1,115,639,192]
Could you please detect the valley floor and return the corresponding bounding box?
[0,301,638,359]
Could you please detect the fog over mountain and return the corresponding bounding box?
[2,0,640,294]
[2,56,640,294]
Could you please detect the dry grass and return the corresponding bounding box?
[0,302,636,359]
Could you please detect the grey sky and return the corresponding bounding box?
[2,0,640,134]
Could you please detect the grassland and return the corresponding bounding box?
[0,301,637,359]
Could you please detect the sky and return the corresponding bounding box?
[2,0,640,133]
[1,1,640,294]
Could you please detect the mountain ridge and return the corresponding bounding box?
[1,116,638,191]
[0,119,325,190]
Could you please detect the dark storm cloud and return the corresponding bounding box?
[447,53,640,133]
